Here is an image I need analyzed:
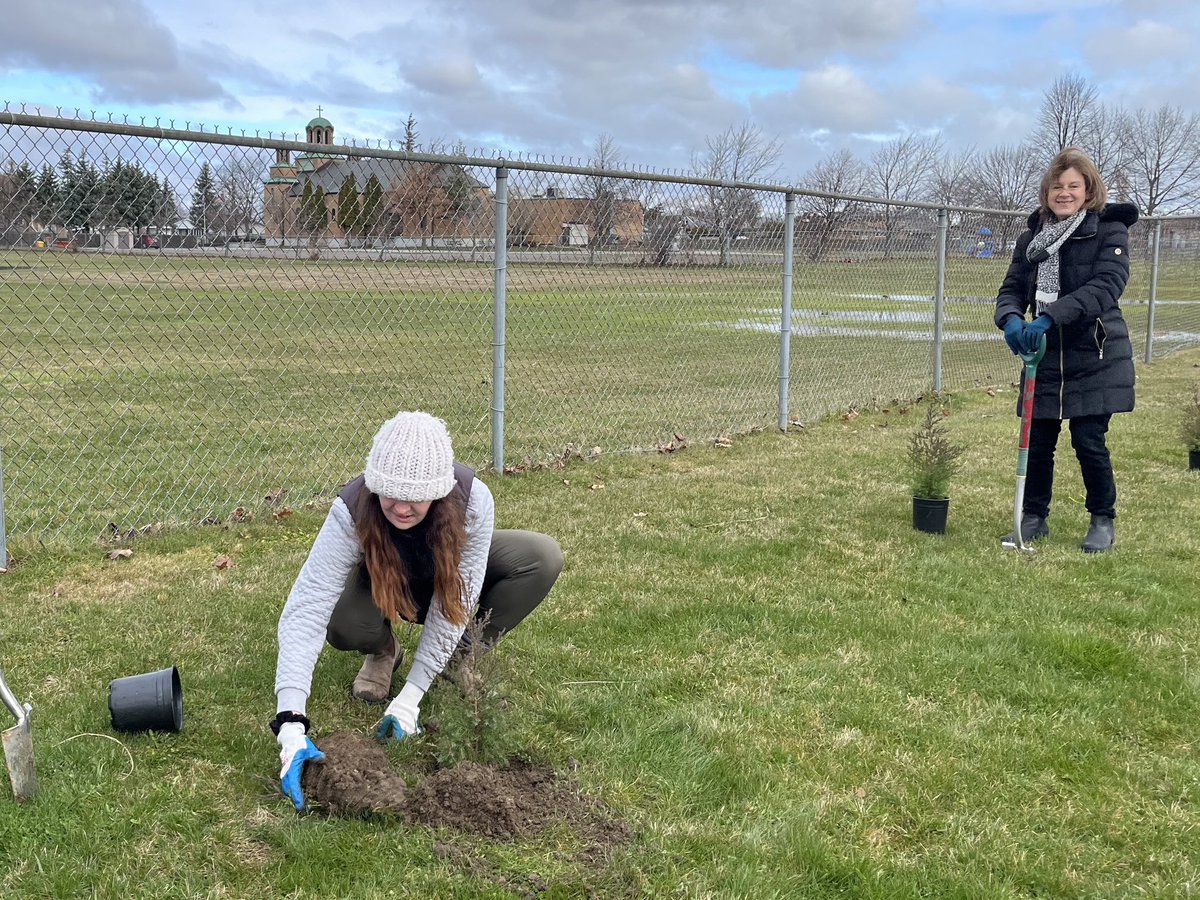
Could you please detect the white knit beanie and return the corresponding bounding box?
[364,411,455,501]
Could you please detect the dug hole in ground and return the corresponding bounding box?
[297,635,633,868]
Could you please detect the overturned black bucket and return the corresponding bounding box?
[108,666,183,732]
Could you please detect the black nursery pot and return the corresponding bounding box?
[912,497,950,534]
[109,666,184,732]
[1190,449,1200,471]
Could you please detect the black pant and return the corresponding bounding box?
[326,530,563,654]
[1024,414,1116,520]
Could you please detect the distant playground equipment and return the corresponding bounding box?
[974,226,996,258]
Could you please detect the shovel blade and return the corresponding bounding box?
[2,721,37,801]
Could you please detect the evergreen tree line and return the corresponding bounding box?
[0,151,179,234]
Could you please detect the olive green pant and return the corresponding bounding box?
[325,529,563,654]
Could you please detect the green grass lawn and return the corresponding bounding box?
[1,346,1197,898]
[4,248,1197,546]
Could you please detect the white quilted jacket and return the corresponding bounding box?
[274,480,495,714]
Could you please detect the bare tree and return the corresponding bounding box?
[691,122,782,265]
[386,163,481,246]
[798,148,867,262]
[1081,104,1132,198]
[929,145,978,208]
[970,143,1041,250]
[868,133,943,257]
[213,156,267,239]
[1121,105,1200,215]
[584,133,624,262]
[1034,73,1100,161]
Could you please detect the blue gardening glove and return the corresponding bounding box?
[1002,316,1025,354]
[278,721,324,811]
[1020,315,1053,354]
[375,681,424,742]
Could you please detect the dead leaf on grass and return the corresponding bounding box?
[214,555,235,569]
[272,507,294,520]
[229,506,253,524]
[107,548,133,560]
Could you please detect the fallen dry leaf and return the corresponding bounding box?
[273,507,294,520]
[229,506,253,523]
[107,548,133,560]
[589,482,605,490]
[214,555,235,569]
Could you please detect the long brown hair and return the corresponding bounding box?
[354,489,468,626]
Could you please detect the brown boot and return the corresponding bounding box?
[351,632,404,703]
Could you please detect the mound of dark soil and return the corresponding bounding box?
[301,730,631,857]
[301,730,409,817]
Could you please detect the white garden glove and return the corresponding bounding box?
[374,681,424,742]
[277,721,324,811]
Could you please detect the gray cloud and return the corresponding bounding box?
[2,0,233,104]
[6,0,1200,179]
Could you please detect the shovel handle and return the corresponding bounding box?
[1020,332,1047,368]
[0,669,29,725]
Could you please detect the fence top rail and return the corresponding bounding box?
[1,108,1179,223]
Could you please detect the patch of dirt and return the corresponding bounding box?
[302,730,632,861]
[301,730,409,817]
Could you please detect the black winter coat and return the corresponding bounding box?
[993,202,1138,419]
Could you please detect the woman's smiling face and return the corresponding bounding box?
[379,496,433,530]
[1049,166,1089,220]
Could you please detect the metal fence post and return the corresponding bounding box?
[491,166,509,470]
[933,207,948,393]
[1144,219,1162,364]
[778,193,796,430]
[0,447,8,569]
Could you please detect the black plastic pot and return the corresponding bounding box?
[912,496,950,534]
[1190,449,1200,471]
[109,666,183,732]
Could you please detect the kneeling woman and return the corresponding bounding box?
[271,411,563,810]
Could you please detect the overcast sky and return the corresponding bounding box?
[3,0,1198,180]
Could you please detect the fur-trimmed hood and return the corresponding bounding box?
[1025,201,1139,231]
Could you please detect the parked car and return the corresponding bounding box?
[136,234,161,249]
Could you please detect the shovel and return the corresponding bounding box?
[1003,333,1047,554]
[0,668,37,801]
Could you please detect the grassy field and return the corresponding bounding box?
[0,343,1198,898]
[2,247,1198,545]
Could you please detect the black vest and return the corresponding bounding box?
[338,463,475,622]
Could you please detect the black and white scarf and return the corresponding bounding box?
[1026,208,1086,314]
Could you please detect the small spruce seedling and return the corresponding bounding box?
[908,400,965,500]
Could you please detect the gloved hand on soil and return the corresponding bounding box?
[1002,315,1025,354]
[1020,315,1052,354]
[278,721,325,811]
[375,681,423,742]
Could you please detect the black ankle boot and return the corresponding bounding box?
[1081,515,1115,553]
[1001,514,1049,547]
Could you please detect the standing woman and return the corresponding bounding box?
[994,147,1138,553]
[271,411,564,810]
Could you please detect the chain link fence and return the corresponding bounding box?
[3,108,1198,549]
